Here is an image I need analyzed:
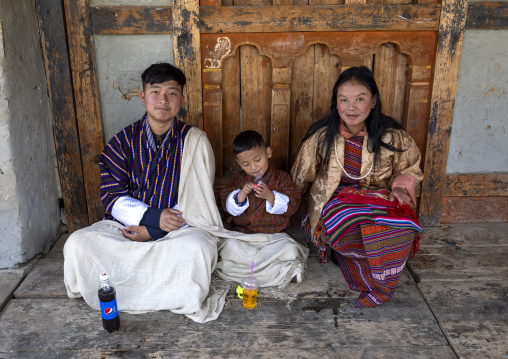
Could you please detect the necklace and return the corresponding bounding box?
[334,139,373,180]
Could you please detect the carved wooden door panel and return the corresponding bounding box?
[201,31,437,177]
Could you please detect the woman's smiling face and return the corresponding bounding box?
[336,81,376,134]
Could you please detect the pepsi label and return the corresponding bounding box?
[99,299,119,320]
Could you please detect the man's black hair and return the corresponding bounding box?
[233,130,267,155]
[141,63,186,90]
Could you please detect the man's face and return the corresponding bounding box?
[236,146,272,178]
[140,80,184,132]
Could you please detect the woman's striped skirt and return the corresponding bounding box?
[304,187,423,308]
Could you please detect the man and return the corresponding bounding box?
[100,63,190,242]
[64,63,308,323]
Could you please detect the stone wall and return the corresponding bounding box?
[0,0,60,268]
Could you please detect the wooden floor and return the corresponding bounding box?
[1,223,507,358]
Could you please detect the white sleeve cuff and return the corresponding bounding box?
[226,189,249,216]
[111,196,149,226]
[266,190,289,214]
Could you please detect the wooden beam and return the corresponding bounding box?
[90,6,172,35]
[441,196,508,223]
[419,0,468,226]
[199,4,441,33]
[200,0,221,6]
[89,2,508,35]
[445,174,508,197]
[89,5,441,34]
[36,0,89,232]
[172,0,203,128]
[63,0,105,224]
[466,1,508,30]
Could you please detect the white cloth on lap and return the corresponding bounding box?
[64,127,309,323]
[64,220,223,323]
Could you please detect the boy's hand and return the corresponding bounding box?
[237,183,255,203]
[254,183,275,206]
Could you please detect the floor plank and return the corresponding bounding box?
[418,280,508,321]
[2,346,458,359]
[0,272,24,311]
[418,280,508,358]
[441,320,508,359]
[421,223,508,248]
[13,256,418,304]
[0,297,447,354]
[408,224,508,282]
[288,256,354,298]
[41,233,69,260]
[13,259,66,299]
[407,252,508,282]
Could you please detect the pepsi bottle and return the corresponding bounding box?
[98,273,120,333]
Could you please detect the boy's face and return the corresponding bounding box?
[236,146,272,178]
[140,80,184,133]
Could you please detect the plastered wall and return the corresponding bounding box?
[447,30,508,174]
[94,35,174,143]
[0,0,60,268]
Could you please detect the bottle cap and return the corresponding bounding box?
[254,173,263,186]
[100,272,109,282]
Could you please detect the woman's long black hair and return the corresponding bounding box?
[301,66,405,170]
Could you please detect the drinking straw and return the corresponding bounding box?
[250,261,254,289]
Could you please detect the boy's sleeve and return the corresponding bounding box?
[225,189,249,216]
[266,191,289,214]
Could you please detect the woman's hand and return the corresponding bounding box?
[390,187,414,208]
[123,225,151,242]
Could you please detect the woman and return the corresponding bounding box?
[291,66,424,307]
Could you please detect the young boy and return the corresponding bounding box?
[220,130,301,234]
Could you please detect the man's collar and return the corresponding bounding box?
[144,115,176,151]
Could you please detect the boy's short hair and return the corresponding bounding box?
[141,63,186,90]
[233,130,267,155]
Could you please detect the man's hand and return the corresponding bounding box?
[389,187,414,209]
[254,183,275,206]
[237,183,255,203]
[160,208,186,232]
[123,225,151,242]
